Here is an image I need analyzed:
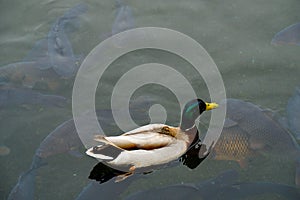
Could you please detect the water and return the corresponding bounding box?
[1,0,300,199]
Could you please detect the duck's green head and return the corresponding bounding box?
[180,99,218,131]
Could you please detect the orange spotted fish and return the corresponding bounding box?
[210,99,300,185]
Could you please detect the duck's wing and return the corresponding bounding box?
[122,124,170,135]
[87,129,176,161]
[96,124,177,150]
[107,132,176,150]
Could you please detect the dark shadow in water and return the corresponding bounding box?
[89,162,128,184]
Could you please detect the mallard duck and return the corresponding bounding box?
[86,99,218,177]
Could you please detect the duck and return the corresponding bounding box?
[86,99,218,178]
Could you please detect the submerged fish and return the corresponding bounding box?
[8,169,36,200]
[271,22,300,46]
[24,3,87,66]
[287,87,300,140]
[0,61,61,90]
[22,39,52,70]
[7,155,45,200]
[215,181,300,200]
[124,170,238,200]
[211,118,255,168]
[0,86,67,108]
[76,173,137,200]
[33,117,115,159]
[47,3,87,77]
[35,97,154,158]
[230,99,299,156]
[35,118,82,158]
[125,169,300,200]
[211,99,300,166]
[5,3,87,87]
[76,169,236,200]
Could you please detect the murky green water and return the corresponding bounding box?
[1,0,300,199]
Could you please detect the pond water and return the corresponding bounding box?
[1,0,300,199]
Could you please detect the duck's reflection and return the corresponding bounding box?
[179,133,210,169]
[89,162,127,184]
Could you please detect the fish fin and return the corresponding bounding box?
[237,159,248,169]
[62,3,88,20]
[262,109,285,125]
[52,60,77,78]
[68,149,83,158]
[214,169,239,186]
[249,136,266,150]
[23,39,52,70]
[57,3,88,33]
[272,23,300,46]
[262,109,276,118]
[224,118,238,128]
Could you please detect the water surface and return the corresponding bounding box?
[1,0,300,199]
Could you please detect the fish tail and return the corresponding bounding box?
[115,0,125,7]
[61,3,88,21]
